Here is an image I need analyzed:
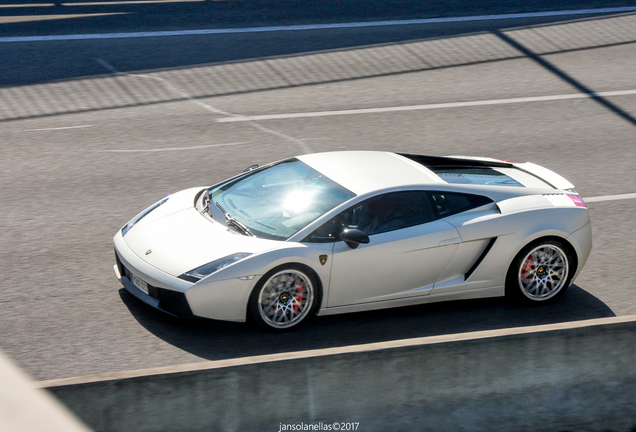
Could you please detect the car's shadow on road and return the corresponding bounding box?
[119,284,615,362]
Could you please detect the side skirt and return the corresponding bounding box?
[317,286,503,316]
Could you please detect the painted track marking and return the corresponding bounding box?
[21,125,93,131]
[94,58,312,153]
[216,90,636,123]
[0,3,55,7]
[64,0,203,5]
[585,193,636,203]
[96,142,250,152]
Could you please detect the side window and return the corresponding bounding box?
[304,191,436,242]
[304,217,341,243]
[428,192,493,218]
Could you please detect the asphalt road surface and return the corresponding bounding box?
[1,2,636,381]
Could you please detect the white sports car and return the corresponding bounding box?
[114,151,592,331]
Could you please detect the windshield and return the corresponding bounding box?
[209,159,355,240]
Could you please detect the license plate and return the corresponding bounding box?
[132,274,149,295]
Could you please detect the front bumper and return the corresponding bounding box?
[113,231,195,317]
[114,256,192,317]
[113,230,256,322]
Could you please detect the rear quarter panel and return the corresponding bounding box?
[443,205,591,290]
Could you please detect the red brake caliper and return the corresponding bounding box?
[294,285,303,311]
[522,257,533,278]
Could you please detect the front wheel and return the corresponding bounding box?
[506,239,574,304]
[249,265,320,331]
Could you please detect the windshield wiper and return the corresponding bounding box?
[216,202,254,237]
[202,190,212,215]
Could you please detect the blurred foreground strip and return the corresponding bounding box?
[0,350,92,432]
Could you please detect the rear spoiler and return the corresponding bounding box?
[438,156,576,190]
[513,162,575,191]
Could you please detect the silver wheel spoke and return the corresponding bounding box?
[257,269,314,329]
[518,244,569,301]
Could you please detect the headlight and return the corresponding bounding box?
[178,253,253,282]
[121,196,169,236]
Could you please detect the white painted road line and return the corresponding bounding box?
[0,3,54,7]
[2,7,636,42]
[64,0,203,5]
[21,125,93,131]
[585,193,636,203]
[94,57,313,154]
[216,89,636,123]
[96,142,250,152]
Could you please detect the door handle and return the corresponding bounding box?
[439,237,461,246]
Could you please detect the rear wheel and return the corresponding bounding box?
[249,265,320,331]
[506,239,574,304]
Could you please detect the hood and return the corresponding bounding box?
[123,204,281,277]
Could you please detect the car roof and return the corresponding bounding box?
[297,151,444,195]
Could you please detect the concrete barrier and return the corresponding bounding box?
[40,316,636,432]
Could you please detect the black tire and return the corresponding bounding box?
[248,264,321,332]
[505,238,575,305]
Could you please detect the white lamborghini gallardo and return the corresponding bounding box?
[114,151,592,331]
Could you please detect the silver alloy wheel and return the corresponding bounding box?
[257,269,314,329]
[517,244,569,301]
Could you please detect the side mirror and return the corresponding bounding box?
[243,164,259,173]
[339,228,370,249]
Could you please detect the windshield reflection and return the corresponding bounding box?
[209,159,355,240]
